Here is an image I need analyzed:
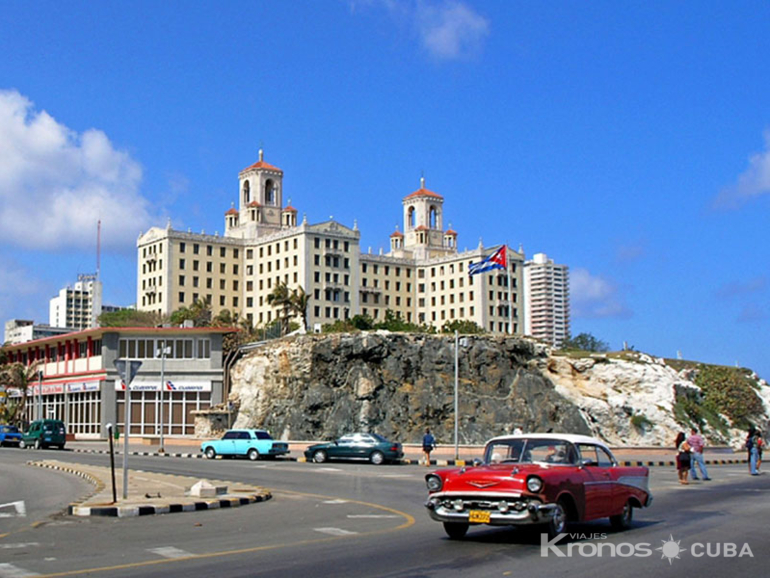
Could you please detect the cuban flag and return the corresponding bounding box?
[165,381,176,391]
[468,245,507,276]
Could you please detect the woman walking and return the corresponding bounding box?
[675,432,691,485]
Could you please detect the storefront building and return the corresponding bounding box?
[2,327,233,438]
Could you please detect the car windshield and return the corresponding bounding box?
[485,438,577,465]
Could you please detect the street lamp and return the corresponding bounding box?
[157,342,171,453]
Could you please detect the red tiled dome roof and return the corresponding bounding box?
[283,205,298,213]
[247,201,261,208]
[404,187,443,200]
[225,207,238,216]
[445,229,457,236]
[390,230,404,238]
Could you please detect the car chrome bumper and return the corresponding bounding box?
[425,497,557,526]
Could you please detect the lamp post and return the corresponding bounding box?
[157,341,171,454]
[37,370,43,421]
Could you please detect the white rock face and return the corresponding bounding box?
[542,354,768,447]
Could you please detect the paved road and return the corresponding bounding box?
[0,447,766,577]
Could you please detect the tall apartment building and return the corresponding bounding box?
[49,274,104,331]
[523,253,570,347]
[137,152,524,335]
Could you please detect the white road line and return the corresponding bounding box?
[346,515,400,519]
[322,499,348,504]
[314,527,358,536]
[148,547,193,559]
[0,563,40,578]
[0,501,26,517]
[0,544,40,550]
[316,467,343,472]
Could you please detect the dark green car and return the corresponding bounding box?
[20,419,67,450]
[304,432,403,465]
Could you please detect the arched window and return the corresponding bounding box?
[265,179,275,205]
[430,206,439,229]
[243,181,250,205]
[408,207,415,229]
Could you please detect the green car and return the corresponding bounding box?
[20,419,67,450]
[304,432,403,465]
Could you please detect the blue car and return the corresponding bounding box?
[0,425,23,447]
[201,429,289,461]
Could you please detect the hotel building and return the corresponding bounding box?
[136,151,525,335]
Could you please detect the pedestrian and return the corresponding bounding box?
[422,428,436,467]
[675,432,691,485]
[756,429,763,473]
[687,427,711,481]
[746,427,760,475]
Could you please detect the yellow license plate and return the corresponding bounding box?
[469,510,490,524]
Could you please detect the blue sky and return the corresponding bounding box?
[1,1,768,378]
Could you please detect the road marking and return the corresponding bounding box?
[0,544,40,550]
[322,499,348,504]
[148,547,193,559]
[0,501,26,518]
[316,467,342,472]
[314,527,358,536]
[0,563,40,578]
[347,515,400,519]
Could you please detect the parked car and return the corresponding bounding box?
[201,429,289,460]
[424,433,652,540]
[20,419,67,450]
[304,433,403,465]
[0,424,23,447]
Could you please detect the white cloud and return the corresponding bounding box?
[0,89,153,250]
[714,130,770,209]
[349,0,490,61]
[415,1,490,60]
[570,268,632,319]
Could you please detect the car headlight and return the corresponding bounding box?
[426,474,443,492]
[526,476,544,493]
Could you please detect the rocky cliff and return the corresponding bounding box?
[228,333,769,447]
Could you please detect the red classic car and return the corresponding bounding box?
[425,433,652,540]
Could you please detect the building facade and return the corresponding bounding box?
[3,327,231,438]
[49,275,104,331]
[523,253,570,347]
[4,320,73,345]
[136,152,525,335]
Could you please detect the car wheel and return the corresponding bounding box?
[443,522,469,540]
[370,451,385,465]
[34,439,42,450]
[313,450,327,464]
[204,447,216,459]
[610,500,634,531]
[247,448,259,461]
[546,501,568,540]
[19,440,27,449]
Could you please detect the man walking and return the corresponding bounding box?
[688,427,711,481]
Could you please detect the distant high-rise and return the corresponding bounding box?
[523,253,570,347]
[49,274,103,331]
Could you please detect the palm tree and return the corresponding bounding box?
[0,361,40,426]
[266,281,293,336]
[290,285,310,332]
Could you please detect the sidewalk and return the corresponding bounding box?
[62,439,747,468]
[27,458,271,518]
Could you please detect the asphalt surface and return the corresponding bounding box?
[0,444,766,578]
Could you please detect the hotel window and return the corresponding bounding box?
[193,244,199,254]
[179,259,185,269]
[179,292,185,303]
[179,275,185,286]
[180,242,186,253]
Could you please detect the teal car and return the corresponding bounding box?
[201,429,289,461]
[304,432,404,465]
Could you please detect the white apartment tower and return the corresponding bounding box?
[49,274,104,331]
[523,253,570,347]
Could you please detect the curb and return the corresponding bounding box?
[69,492,271,518]
[28,459,272,518]
[69,448,749,468]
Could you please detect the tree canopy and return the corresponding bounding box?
[560,332,610,352]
